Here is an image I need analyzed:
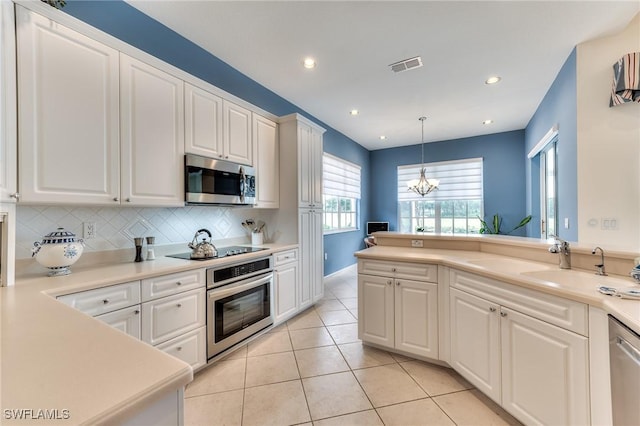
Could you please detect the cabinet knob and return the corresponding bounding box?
[391,268,397,272]
[489,307,497,312]
[125,198,131,202]
[176,346,182,351]
[134,309,140,315]
[9,192,19,199]
[225,155,229,159]
[176,303,182,308]
[500,311,507,317]
[113,197,119,202]
[176,281,182,286]
[219,155,223,158]
[396,281,400,286]
[387,280,392,286]
[102,299,109,304]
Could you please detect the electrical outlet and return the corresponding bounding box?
[601,217,619,230]
[411,239,424,248]
[83,222,96,239]
[324,252,328,260]
[564,218,570,229]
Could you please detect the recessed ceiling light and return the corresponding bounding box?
[350,109,359,116]
[303,58,316,69]
[483,119,493,125]
[485,76,501,85]
[380,135,387,140]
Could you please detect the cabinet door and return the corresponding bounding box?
[358,274,394,348]
[297,122,314,208]
[500,307,590,426]
[298,210,313,309]
[274,262,299,324]
[17,7,120,204]
[450,288,501,403]
[156,326,206,371]
[120,54,184,206]
[185,83,223,158]
[311,210,324,302]
[395,279,438,359]
[0,2,17,203]
[223,100,252,165]
[95,305,141,339]
[310,128,324,206]
[141,287,205,346]
[253,115,279,208]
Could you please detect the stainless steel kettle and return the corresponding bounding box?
[188,229,217,259]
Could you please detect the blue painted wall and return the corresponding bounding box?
[370,131,527,235]
[60,0,370,276]
[524,49,577,241]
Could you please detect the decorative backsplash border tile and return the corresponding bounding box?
[16,205,252,259]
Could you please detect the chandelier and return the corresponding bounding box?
[407,116,439,196]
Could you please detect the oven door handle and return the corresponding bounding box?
[209,272,273,300]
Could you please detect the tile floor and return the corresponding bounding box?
[184,264,522,426]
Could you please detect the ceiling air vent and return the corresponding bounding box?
[389,56,423,73]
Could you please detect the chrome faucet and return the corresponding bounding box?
[549,235,571,269]
[592,246,608,276]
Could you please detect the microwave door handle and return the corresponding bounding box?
[239,167,246,201]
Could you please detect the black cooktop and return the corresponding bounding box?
[166,245,267,261]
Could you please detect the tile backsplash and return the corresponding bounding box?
[16,205,255,259]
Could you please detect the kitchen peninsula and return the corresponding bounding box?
[355,232,640,425]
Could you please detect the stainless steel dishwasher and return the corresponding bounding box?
[609,315,640,425]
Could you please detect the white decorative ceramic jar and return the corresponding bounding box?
[32,227,84,276]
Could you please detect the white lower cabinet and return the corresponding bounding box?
[450,274,590,426]
[299,209,323,310]
[155,326,206,371]
[358,260,439,360]
[273,248,301,325]
[95,305,141,339]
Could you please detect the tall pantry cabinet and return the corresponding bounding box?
[279,114,325,311]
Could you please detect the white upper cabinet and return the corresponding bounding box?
[184,82,223,158]
[120,54,184,206]
[297,122,323,209]
[17,6,120,204]
[0,2,17,203]
[223,100,252,165]
[185,85,253,166]
[253,114,279,208]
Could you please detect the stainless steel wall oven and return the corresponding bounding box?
[206,256,273,359]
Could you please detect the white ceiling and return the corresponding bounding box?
[126,1,639,150]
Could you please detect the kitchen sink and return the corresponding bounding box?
[522,269,631,287]
[467,258,551,274]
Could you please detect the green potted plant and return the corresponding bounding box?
[478,214,532,235]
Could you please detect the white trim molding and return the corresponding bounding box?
[527,124,559,159]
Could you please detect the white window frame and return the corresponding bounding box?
[322,153,361,235]
[397,158,484,234]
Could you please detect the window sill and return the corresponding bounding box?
[323,228,360,236]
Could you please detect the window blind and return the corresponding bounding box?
[323,153,361,199]
[398,158,483,201]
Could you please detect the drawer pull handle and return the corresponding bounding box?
[176,281,182,286]
[176,303,182,308]
[500,312,507,317]
[103,299,109,304]
[489,307,497,312]
[134,310,140,315]
[176,346,182,351]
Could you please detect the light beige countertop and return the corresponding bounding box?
[2,243,297,424]
[355,244,640,335]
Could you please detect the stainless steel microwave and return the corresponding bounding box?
[185,154,256,205]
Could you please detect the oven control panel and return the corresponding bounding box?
[207,256,272,289]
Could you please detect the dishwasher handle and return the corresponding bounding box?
[617,335,640,365]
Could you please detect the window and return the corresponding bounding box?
[540,141,557,239]
[398,158,483,234]
[323,153,361,233]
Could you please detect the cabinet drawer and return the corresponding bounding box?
[274,249,298,266]
[450,269,588,336]
[142,287,206,345]
[57,281,140,316]
[141,269,205,301]
[156,326,206,371]
[358,259,437,282]
[95,305,141,339]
